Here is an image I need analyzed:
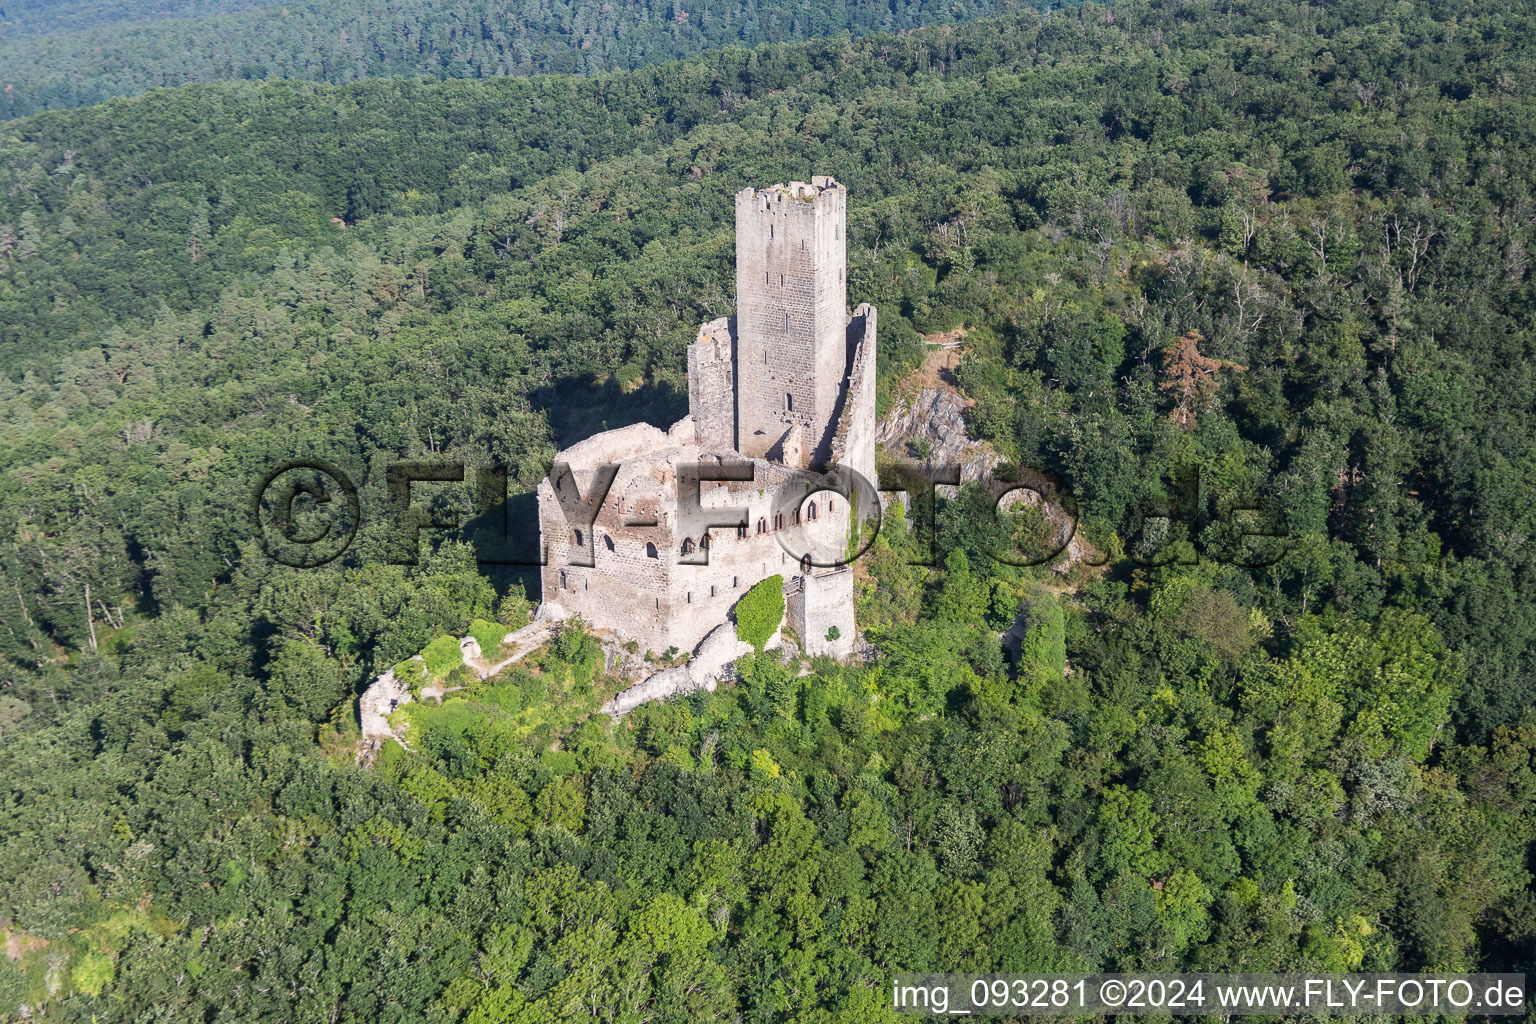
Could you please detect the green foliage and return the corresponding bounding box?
[467,618,507,658]
[69,952,114,998]
[546,618,604,690]
[733,575,784,651]
[421,634,464,681]
[1019,594,1066,681]
[932,549,990,623]
[534,774,588,832]
[0,1,1533,1017]
[0,0,1049,117]
[393,657,427,688]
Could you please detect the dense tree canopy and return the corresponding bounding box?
[0,0,1051,117]
[0,0,1533,1018]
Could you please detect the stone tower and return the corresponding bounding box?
[537,174,874,661]
[733,176,848,466]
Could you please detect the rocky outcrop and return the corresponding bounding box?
[877,383,1099,570]
[876,385,998,486]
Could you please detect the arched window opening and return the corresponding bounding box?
[645,542,658,559]
[792,508,800,525]
[737,522,748,540]
[800,555,812,572]
[807,501,818,521]
[773,512,784,530]
[786,392,793,412]
[603,535,615,552]
[559,569,568,589]
[756,518,767,535]
[700,532,710,549]
[573,529,583,546]
[681,537,695,556]
[828,498,835,512]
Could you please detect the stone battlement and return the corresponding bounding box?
[738,175,845,206]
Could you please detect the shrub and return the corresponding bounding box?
[71,952,115,998]
[422,634,463,680]
[496,585,533,627]
[550,617,603,685]
[1019,594,1066,681]
[393,657,426,688]
[468,618,506,658]
[734,575,784,651]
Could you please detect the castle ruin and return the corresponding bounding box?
[536,176,876,658]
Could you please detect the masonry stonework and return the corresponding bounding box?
[538,176,876,658]
[735,176,849,465]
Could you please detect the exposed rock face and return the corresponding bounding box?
[876,383,1099,571]
[877,385,999,485]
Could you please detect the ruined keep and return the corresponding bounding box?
[537,176,876,659]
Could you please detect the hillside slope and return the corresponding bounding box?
[0,0,1048,116]
[0,1,1534,1017]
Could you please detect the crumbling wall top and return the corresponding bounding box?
[737,176,845,205]
[554,418,698,468]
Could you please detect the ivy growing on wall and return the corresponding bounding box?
[734,575,784,650]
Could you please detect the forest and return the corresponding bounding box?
[0,0,1533,1019]
[0,0,1046,117]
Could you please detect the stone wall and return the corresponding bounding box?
[599,622,755,717]
[830,303,879,495]
[785,566,855,658]
[734,177,847,464]
[688,315,736,451]
[539,437,851,655]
